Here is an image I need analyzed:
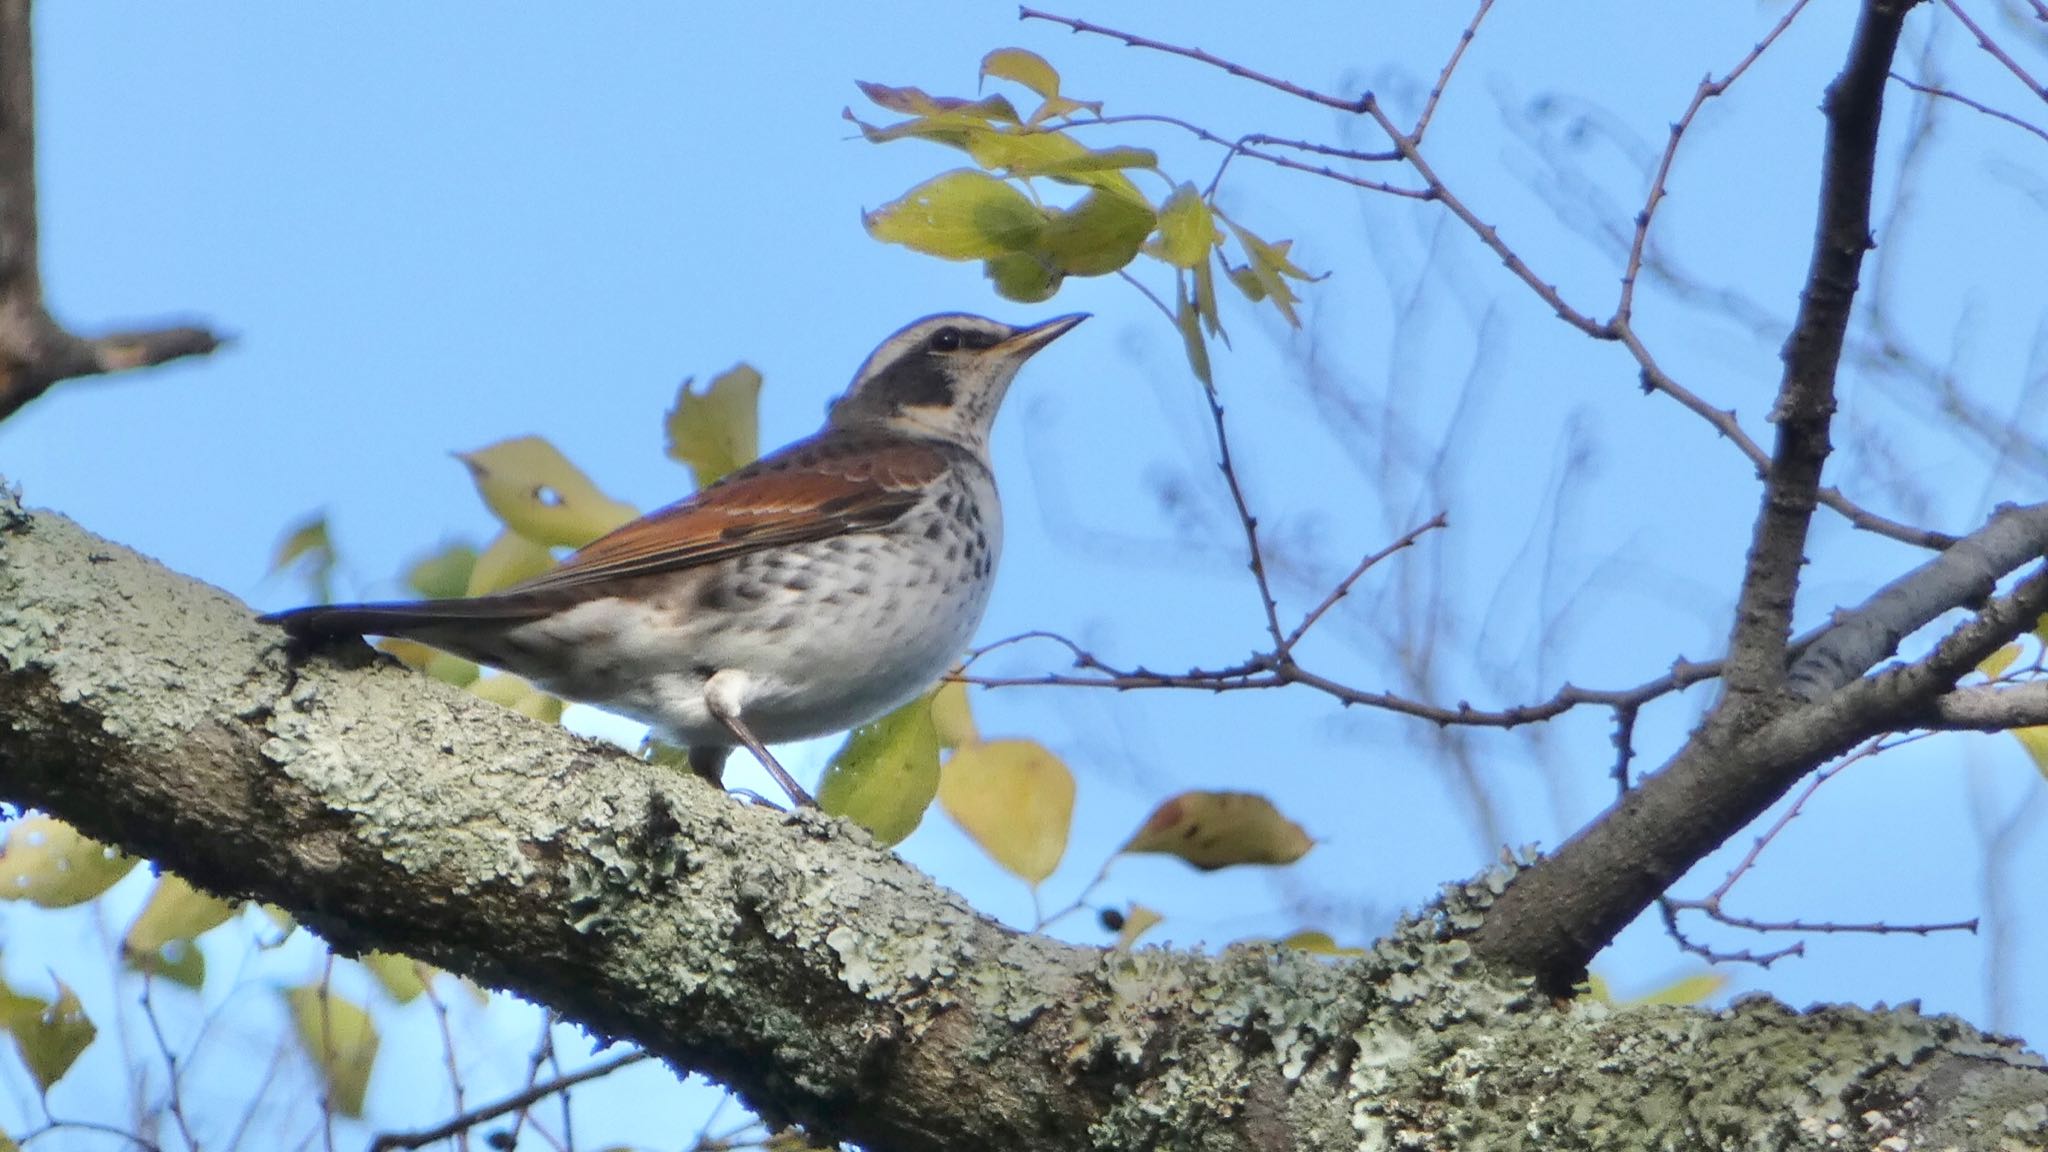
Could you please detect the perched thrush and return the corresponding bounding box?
[263,312,1086,806]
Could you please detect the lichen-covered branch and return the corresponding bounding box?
[4,494,2047,1149]
[0,0,222,425]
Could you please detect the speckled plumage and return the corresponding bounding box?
[263,312,1084,805]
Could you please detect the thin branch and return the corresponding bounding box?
[1280,512,1447,652]
[0,0,222,424]
[1020,8,1371,113]
[1618,0,1816,325]
[369,1052,650,1152]
[1889,71,2048,144]
[1939,0,2048,103]
[1411,0,1495,143]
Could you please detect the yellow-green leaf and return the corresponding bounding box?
[938,739,1075,886]
[1175,286,1212,387]
[0,978,94,1093]
[375,638,480,687]
[361,953,430,1006]
[1153,185,1218,269]
[0,817,135,908]
[1192,255,1224,338]
[818,697,943,846]
[856,81,1020,123]
[1623,971,1729,1007]
[2016,727,2048,780]
[123,873,236,982]
[1226,222,1314,327]
[1119,791,1313,870]
[456,436,638,548]
[269,511,337,604]
[465,529,558,597]
[666,364,763,489]
[980,48,1104,124]
[864,170,1046,261]
[1043,188,1157,277]
[1980,642,2023,680]
[929,681,977,749]
[285,984,380,1118]
[405,542,479,600]
[1114,903,1163,950]
[469,673,565,724]
[1279,930,1366,957]
[984,252,1063,303]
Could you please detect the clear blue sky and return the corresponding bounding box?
[4,2,2045,1144]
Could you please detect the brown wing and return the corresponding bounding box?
[502,433,947,597]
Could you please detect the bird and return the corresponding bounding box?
[262,312,1087,808]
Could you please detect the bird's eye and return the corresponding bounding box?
[930,327,962,352]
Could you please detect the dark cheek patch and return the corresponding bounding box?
[868,351,955,409]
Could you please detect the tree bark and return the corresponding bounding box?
[3,488,2046,1149]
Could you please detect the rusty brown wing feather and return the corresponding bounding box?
[261,434,949,639]
[499,434,945,597]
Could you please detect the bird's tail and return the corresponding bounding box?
[259,596,551,641]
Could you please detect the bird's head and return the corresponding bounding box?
[828,312,1087,451]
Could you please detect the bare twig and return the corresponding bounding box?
[0,1,222,424]
[1411,0,1496,143]
[1618,0,1817,325]
[368,1051,650,1152]
[1889,71,2048,144]
[1938,0,2048,102]
[1280,512,1447,652]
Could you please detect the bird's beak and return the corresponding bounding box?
[997,312,1089,357]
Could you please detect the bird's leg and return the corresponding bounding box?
[686,744,732,788]
[702,670,817,808]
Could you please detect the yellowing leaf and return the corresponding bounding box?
[2016,727,2048,780]
[465,529,557,597]
[375,639,479,687]
[667,364,763,489]
[1623,971,1729,1007]
[361,953,430,1006]
[1114,903,1163,950]
[1042,188,1157,277]
[1279,930,1366,957]
[404,542,479,600]
[1226,222,1315,327]
[1979,642,2023,680]
[0,816,135,908]
[856,81,1021,123]
[0,978,95,1093]
[980,48,1104,124]
[864,170,1046,261]
[1119,791,1313,870]
[285,984,379,1118]
[929,681,977,749]
[818,697,942,846]
[456,436,638,548]
[468,673,564,724]
[123,874,236,974]
[1175,286,1213,387]
[938,739,1075,886]
[268,512,336,604]
[1153,185,1218,269]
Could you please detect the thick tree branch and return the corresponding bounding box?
[5,489,2045,1148]
[1719,0,1916,705]
[0,0,222,425]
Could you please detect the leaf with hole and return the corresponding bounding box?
[457,435,638,548]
